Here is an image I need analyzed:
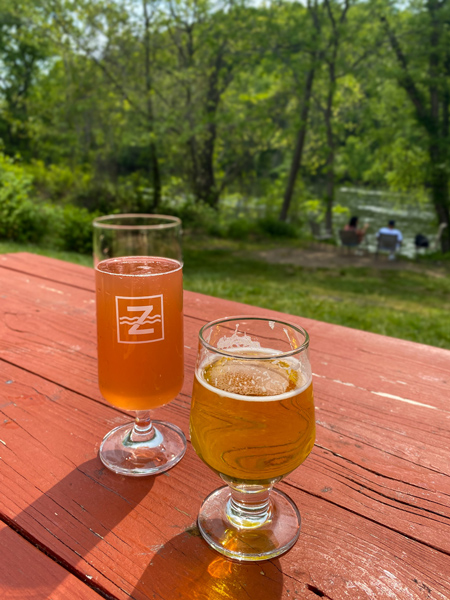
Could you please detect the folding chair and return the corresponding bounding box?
[376,233,400,260]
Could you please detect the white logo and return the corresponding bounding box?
[115,295,164,344]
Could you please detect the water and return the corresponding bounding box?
[222,187,439,258]
[334,188,437,258]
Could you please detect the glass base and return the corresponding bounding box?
[198,486,301,562]
[99,420,186,476]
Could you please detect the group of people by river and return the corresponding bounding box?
[343,216,426,259]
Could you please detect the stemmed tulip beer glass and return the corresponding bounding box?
[189,317,316,561]
[94,215,185,476]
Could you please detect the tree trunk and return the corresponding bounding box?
[323,76,335,234]
[324,151,335,234]
[280,66,315,222]
[143,0,161,209]
[192,52,227,208]
[320,0,347,235]
[150,141,161,209]
[196,134,219,207]
[427,1,449,251]
[325,71,336,234]
[382,8,450,253]
[429,156,450,252]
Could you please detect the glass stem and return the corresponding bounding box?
[129,411,155,443]
[226,484,273,529]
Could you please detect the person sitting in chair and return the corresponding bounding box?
[344,216,369,244]
[376,220,403,248]
[376,220,403,260]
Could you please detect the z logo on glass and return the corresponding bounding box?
[115,295,164,344]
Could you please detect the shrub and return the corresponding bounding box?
[0,154,47,242]
[29,160,91,203]
[257,217,298,238]
[159,196,222,235]
[54,205,100,254]
[227,219,261,239]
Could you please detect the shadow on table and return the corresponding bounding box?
[132,527,285,600]
[0,458,154,598]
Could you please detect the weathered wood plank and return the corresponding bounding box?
[0,522,103,599]
[0,255,449,551]
[0,361,449,600]
[0,255,447,417]
[0,253,449,599]
[0,252,94,291]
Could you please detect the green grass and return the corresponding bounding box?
[2,239,449,350]
[182,247,450,350]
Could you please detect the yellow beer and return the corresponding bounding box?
[190,350,315,485]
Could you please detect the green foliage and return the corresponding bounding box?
[0,0,448,246]
[301,199,350,223]
[226,219,261,239]
[160,193,220,234]
[53,204,100,254]
[257,217,298,238]
[29,160,92,202]
[0,153,47,242]
[0,155,99,252]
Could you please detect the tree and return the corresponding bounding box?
[381,0,450,252]
[0,1,49,157]
[278,0,321,222]
[40,0,165,208]
[163,0,258,207]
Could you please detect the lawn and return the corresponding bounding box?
[182,245,450,350]
[1,239,449,350]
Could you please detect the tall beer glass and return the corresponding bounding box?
[190,316,315,561]
[95,216,185,476]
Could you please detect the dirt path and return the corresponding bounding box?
[248,243,448,276]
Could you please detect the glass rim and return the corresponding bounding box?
[93,213,182,230]
[198,315,310,360]
[95,255,182,276]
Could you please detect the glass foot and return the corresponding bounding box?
[198,486,301,562]
[99,420,186,476]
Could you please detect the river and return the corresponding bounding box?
[223,187,438,258]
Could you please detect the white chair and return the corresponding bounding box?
[431,223,448,251]
[376,233,400,260]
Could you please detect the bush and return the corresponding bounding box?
[53,205,100,254]
[257,217,298,238]
[159,196,222,235]
[29,160,91,203]
[226,219,261,239]
[0,154,47,242]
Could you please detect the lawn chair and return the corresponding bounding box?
[376,233,400,260]
[338,229,365,254]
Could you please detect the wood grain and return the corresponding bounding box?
[0,252,448,600]
[0,522,102,599]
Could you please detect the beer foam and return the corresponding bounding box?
[97,256,182,276]
[216,326,261,352]
[197,348,311,402]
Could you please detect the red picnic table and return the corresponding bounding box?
[0,252,448,600]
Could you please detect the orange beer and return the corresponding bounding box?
[190,350,315,485]
[96,256,183,411]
